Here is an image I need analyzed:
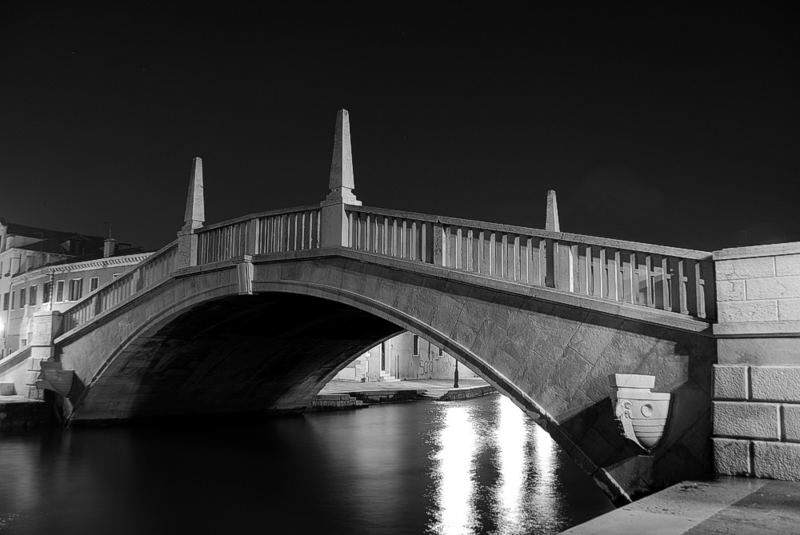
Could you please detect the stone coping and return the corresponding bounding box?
[197,204,321,232]
[713,320,800,338]
[347,204,713,260]
[713,241,800,261]
[562,478,800,535]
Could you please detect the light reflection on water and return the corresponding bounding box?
[431,406,477,534]
[497,395,534,533]
[0,394,613,535]
[428,394,575,535]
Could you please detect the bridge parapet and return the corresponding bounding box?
[344,204,717,322]
[196,205,321,263]
[61,242,178,332]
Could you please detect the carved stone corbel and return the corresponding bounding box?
[609,373,671,451]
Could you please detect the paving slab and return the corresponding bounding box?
[562,478,800,535]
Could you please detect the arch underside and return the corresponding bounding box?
[74,293,404,420]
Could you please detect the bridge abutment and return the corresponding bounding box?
[712,242,800,480]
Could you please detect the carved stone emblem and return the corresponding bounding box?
[609,374,671,451]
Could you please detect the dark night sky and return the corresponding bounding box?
[1,4,798,252]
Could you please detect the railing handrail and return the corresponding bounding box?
[0,345,32,376]
[197,205,322,233]
[346,204,712,260]
[61,241,177,315]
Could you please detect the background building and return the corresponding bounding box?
[0,218,146,358]
[334,332,478,383]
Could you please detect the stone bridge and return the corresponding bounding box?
[4,110,799,504]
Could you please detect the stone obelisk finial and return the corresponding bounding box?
[545,189,560,232]
[176,157,204,269]
[183,157,205,231]
[323,109,361,206]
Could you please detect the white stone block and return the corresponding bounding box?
[716,280,745,302]
[776,254,800,276]
[716,257,775,281]
[712,438,751,476]
[713,401,780,439]
[753,441,800,480]
[718,301,778,323]
[746,276,800,300]
[751,367,800,403]
[783,404,800,442]
[779,299,800,321]
[713,365,749,400]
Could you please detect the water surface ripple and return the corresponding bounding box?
[0,394,613,534]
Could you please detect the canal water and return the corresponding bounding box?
[0,394,613,534]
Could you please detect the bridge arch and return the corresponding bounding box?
[51,255,715,504]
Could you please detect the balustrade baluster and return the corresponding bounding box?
[383,218,389,255]
[454,228,462,269]
[700,261,715,320]
[596,249,605,298]
[315,210,321,247]
[411,221,418,261]
[488,233,496,276]
[401,220,407,258]
[644,255,655,307]
[466,230,474,272]
[660,256,670,310]
[608,251,620,301]
[476,231,484,274]
[420,222,427,262]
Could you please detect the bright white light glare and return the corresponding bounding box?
[532,421,558,517]
[433,405,477,535]
[0,317,4,334]
[495,395,526,533]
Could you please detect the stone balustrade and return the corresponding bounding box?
[60,243,177,333]
[196,205,321,264]
[345,204,716,321]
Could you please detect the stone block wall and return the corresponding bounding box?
[713,364,800,479]
[712,242,800,480]
[715,244,800,325]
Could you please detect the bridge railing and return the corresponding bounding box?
[61,243,178,332]
[345,205,716,320]
[196,205,321,263]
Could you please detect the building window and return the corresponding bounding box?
[56,280,65,302]
[112,273,122,279]
[413,334,419,356]
[438,346,444,356]
[2,293,8,311]
[90,277,99,292]
[19,288,25,308]
[10,291,15,309]
[43,282,51,303]
[29,285,37,306]
[68,279,83,301]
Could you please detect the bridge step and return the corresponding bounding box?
[311,393,365,410]
[379,370,400,382]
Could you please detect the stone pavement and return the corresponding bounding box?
[562,477,800,534]
[319,377,492,400]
